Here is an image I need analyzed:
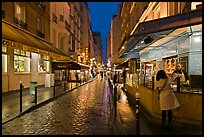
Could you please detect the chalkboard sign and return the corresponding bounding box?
[190,75,202,88]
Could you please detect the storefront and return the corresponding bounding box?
[139,24,202,92]
[117,6,202,125]
[2,20,70,93]
[52,61,90,83]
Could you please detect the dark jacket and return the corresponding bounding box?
[113,74,117,84]
[172,69,189,82]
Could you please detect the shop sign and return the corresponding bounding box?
[2,39,24,50]
[2,39,69,61]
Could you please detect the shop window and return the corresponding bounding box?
[14,52,30,73]
[2,46,8,73]
[2,46,7,52]
[38,54,50,72]
[14,49,30,72]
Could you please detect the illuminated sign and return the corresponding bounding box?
[2,39,69,60]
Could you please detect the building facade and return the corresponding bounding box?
[118,2,202,125]
[2,2,98,93]
[2,2,71,93]
[110,4,125,69]
[93,31,103,67]
[106,33,111,68]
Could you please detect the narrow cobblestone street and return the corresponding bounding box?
[2,76,115,135]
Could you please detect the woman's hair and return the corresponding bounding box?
[156,70,167,81]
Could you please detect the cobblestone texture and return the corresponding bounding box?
[2,76,115,135]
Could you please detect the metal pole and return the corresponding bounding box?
[135,93,140,135]
[114,85,117,118]
[53,83,55,96]
[20,81,23,113]
[152,76,154,91]
[35,86,37,104]
[177,77,180,92]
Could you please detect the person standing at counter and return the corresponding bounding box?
[172,63,189,86]
[155,70,180,129]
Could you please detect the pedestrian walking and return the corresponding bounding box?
[113,72,117,85]
[100,71,103,79]
[155,70,180,129]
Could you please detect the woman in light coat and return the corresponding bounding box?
[155,70,180,129]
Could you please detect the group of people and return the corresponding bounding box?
[155,63,189,129]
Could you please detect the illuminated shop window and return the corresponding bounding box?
[38,54,50,72]
[2,46,7,73]
[14,49,30,72]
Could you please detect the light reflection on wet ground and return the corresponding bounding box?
[2,76,115,135]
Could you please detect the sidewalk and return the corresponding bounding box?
[113,85,202,135]
[2,81,89,124]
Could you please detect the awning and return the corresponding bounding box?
[52,61,90,70]
[119,51,140,58]
[119,9,202,58]
[78,62,91,70]
[2,20,70,61]
[116,60,129,69]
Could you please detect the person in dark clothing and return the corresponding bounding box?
[100,71,103,78]
[172,63,189,86]
[113,72,117,85]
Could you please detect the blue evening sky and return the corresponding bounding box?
[88,2,122,65]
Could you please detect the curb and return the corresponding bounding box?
[2,80,93,125]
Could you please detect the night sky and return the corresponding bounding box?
[88,2,122,65]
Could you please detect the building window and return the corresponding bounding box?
[38,54,50,72]
[14,49,31,72]
[14,3,27,29]
[2,46,7,73]
[191,2,202,10]
[36,17,45,38]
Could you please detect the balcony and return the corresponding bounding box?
[38,2,45,11]
[36,30,45,39]
[14,17,27,30]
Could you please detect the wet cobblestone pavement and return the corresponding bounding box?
[2,76,115,135]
